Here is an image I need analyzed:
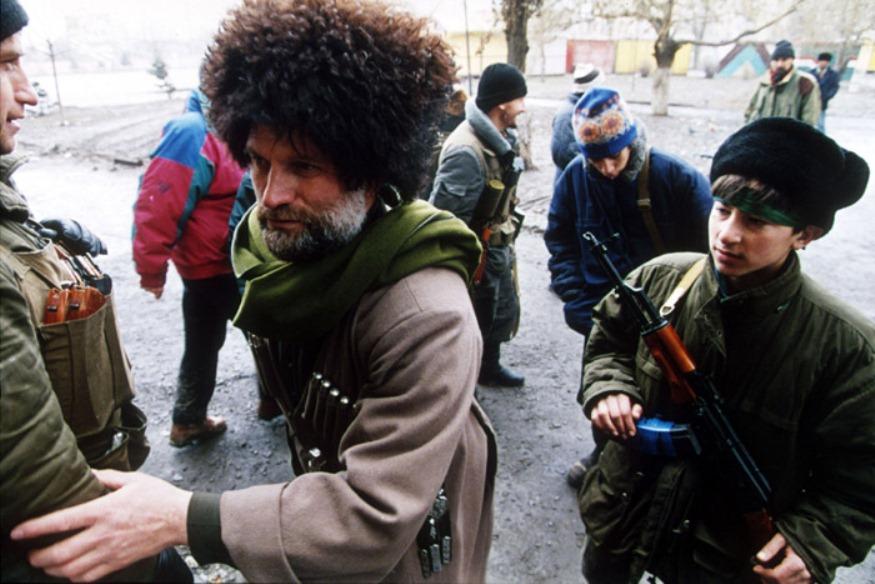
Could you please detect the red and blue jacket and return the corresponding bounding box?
[132,91,245,287]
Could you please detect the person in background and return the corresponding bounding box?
[545,88,712,489]
[133,85,273,447]
[550,62,603,183]
[812,52,840,133]
[745,39,820,127]
[431,62,528,388]
[11,1,496,582]
[421,85,468,199]
[0,1,189,580]
[577,117,872,584]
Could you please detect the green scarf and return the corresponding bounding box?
[232,199,482,341]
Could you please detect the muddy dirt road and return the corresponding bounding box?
[12,74,875,582]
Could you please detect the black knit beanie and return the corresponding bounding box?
[710,118,869,233]
[475,63,527,113]
[1,0,29,41]
[771,40,795,60]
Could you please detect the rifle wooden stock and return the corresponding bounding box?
[642,324,697,404]
[472,226,492,285]
[583,231,779,563]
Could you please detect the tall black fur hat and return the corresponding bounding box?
[710,118,869,233]
[1,0,29,41]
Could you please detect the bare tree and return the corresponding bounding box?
[528,0,584,79]
[592,0,798,115]
[793,0,875,69]
[688,0,716,72]
[498,0,544,72]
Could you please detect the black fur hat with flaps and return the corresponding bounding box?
[710,118,869,233]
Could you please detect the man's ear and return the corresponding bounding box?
[794,225,824,249]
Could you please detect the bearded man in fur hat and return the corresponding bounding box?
[11,1,495,582]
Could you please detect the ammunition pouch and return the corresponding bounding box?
[247,335,361,473]
[0,238,143,471]
[470,179,504,236]
[487,230,512,246]
[246,334,456,577]
[77,401,150,471]
[511,209,525,241]
[291,372,361,473]
[416,487,453,579]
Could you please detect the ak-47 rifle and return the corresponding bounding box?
[583,231,779,563]
[470,179,505,284]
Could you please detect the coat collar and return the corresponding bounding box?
[0,154,30,222]
[464,99,513,157]
[702,252,803,319]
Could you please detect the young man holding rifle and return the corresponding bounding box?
[577,118,874,583]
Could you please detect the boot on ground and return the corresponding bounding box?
[170,415,227,447]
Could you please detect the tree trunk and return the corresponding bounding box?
[652,67,671,115]
[652,35,680,116]
[518,114,536,170]
[504,0,531,72]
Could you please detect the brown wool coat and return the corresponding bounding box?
[218,267,496,583]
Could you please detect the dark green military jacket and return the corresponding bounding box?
[580,252,875,583]
[744,67,821,127]
[0,155,154,581]
[0,155,106,579]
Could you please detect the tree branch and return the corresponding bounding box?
[676,4,798,47]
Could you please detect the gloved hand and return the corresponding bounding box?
[39,218,108,256]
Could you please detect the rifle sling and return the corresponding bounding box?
[637,146,667,256]
[659,257,707,317]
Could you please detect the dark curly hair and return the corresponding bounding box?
[202,0,457,200]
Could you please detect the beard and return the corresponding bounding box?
[256,189,369,263]
[770,66,791,85]
[502,109,521,129]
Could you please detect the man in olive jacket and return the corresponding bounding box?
[745,40,821,127]
[578,119,873,583]
[11,2,497,582]
[1,2,188,580]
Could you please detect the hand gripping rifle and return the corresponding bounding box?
[583,232,779,562]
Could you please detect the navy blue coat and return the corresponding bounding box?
[813,67,840,110]
[544,149,712,336]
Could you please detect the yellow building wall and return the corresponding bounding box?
[446,31,508,76]
[867,41,875,71]
[614,40,691,74]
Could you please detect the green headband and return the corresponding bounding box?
[714,191,801,228]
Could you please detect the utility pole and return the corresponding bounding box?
[463,0,473,95]
[46,40,66,126]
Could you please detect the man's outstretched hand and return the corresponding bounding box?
[11,469,192,582]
